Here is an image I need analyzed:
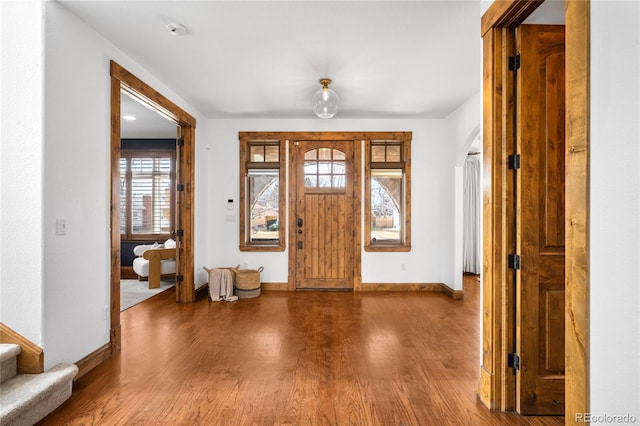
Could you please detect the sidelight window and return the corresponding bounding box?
[365,139,411,251]
[239,139,286,251]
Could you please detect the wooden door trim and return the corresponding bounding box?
[109,61,197,358]
[565,0,590,419]
[478,25,514,411]
[479,0,590,418]
[110,62,196,128]
[481,0,544,37]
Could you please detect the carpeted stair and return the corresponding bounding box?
[0,343,78,426]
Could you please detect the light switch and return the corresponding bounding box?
[56,219,66,235]
[227,199,234,210]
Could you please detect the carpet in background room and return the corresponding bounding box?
[120,279,175,311]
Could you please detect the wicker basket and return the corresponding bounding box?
[234,287,261,299]
[234,266,263,290]
[233,266,263,299]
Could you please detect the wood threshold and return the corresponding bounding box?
[0,322,44,374]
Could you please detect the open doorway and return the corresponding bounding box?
[463,131,481,276]
[119,90,179,311]
[109,61,196,353]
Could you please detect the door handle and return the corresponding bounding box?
[297,241,303,249]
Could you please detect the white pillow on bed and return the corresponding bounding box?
[164,238,176,249]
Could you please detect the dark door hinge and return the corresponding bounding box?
[509,53,521,71]
[508,154,521,170]
[176,138,184,147]
[176,275,184,283]
[508,353,520,370]
[508,254,521,270]
[176,183,184,192]
[175,229,184,237]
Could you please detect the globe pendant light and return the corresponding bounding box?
[312,78,340,118]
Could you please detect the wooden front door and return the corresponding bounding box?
[293,140,354,290]
[516,24,566,415]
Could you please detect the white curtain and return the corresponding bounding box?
[463,154,481,274]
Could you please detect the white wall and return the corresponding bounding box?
[590,0,640,419]
[0,0,45,346]
[201,118,462,288]
[39,2,207,369]
[444,93,481,290]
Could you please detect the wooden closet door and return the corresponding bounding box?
[516,24,566,415]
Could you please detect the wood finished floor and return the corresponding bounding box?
[40,276,563,425]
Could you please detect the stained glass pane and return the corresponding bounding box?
[333,150,345,160]
[304,149,317,160]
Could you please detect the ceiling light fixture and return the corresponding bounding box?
[122,115,136,121]
[312,78,340,118]
[165,23,187,36]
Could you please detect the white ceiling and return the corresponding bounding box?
[121,91,178,139]
[59,0,481,130]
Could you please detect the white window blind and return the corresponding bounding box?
[120,152,174,239]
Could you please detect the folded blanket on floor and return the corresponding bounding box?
[204,267,238,302]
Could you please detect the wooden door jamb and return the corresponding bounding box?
[109,61,197,358]
[478,0,590,418]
